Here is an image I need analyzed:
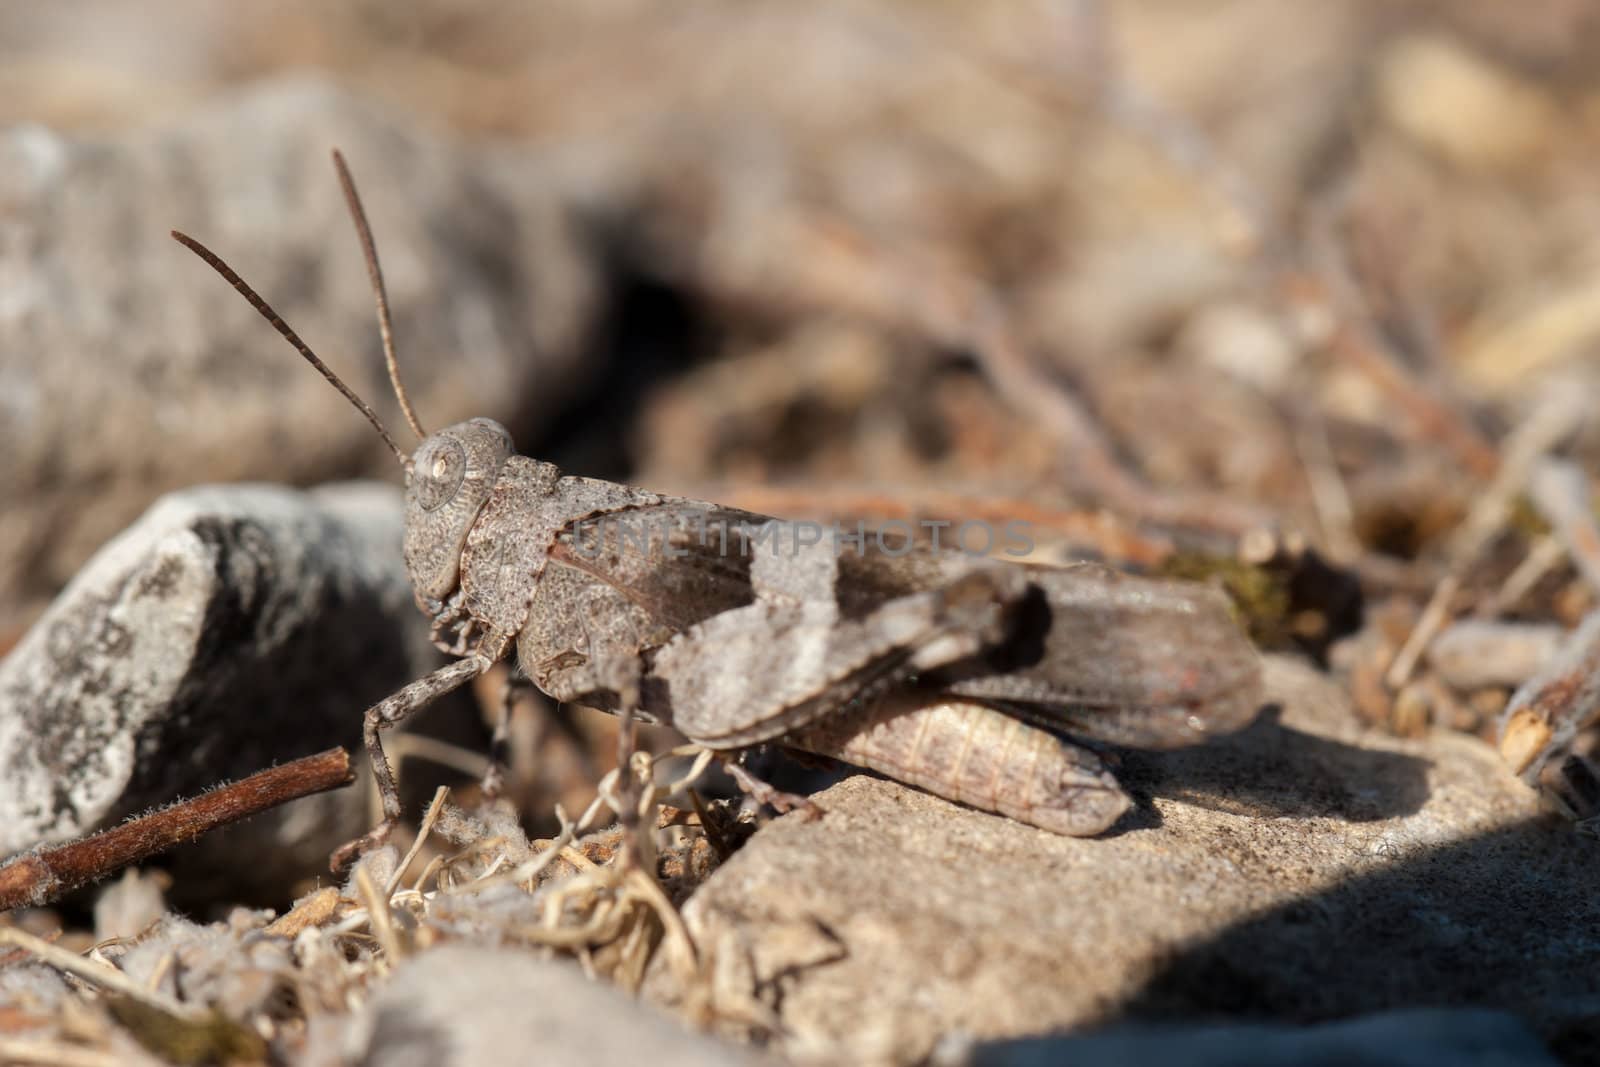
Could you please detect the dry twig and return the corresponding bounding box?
[1294,186,1498,483]
[0,748,355,911]
[1479,535,1568,619]
[1384,394,1585,690]
[1527,458,1600,596]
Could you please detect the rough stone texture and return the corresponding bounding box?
[654,656,1599,1064]
[0,76,601,630]
[344,945,762,1067]
[0,482,458,882]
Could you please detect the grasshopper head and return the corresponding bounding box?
[404,418,514,602]
[172,151,517,611]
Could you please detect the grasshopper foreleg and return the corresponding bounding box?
[332,652,495,870]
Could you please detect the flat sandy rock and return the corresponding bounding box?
[655,656,1600,1063]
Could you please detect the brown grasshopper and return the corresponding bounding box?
[172,151,1265,866]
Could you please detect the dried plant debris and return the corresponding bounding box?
[0,759,748,1066]
[1498,610,1600,830]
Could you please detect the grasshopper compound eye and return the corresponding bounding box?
[414,437,466,511]
[402,419,515,601]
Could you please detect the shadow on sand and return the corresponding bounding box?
[1100,813,1600,1062]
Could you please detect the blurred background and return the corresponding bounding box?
[8,0,1600,820]
[9,0,1600,605]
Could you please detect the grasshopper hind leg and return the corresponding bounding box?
[786,691,1133,837]
[719,752,824,819]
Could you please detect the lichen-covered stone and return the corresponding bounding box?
[0,483,452,875]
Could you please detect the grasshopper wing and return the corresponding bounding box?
[943,564,1264,750]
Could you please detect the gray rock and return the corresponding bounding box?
[0,76,601,630]
[651,656,1600,1063]
[345,945,761,1067]
[0,482,451,872]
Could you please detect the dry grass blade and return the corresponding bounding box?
[0,1038,150,1067]
[355,865,402,962]
[1385,574,1461,692]
[1384,393,1586,690]
[1478,536,1567,619]
[0,927,200,1021]
[386,786,451,898]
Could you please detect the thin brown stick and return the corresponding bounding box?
[1035,5,1500,486]
[1294,406,1361,562]
[699,209,1275,539]
[1320,305,1500,481]
[1528,458,1600,596]
[1385,392,1584,688]
[0,748,354,911]
[957,286,1276,536]
[1479,535,1566,619]
[1299,195,1500,482]
[1384,573,1461,692]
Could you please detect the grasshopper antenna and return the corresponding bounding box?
[331,148,427,441]
[170,230,411,468]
